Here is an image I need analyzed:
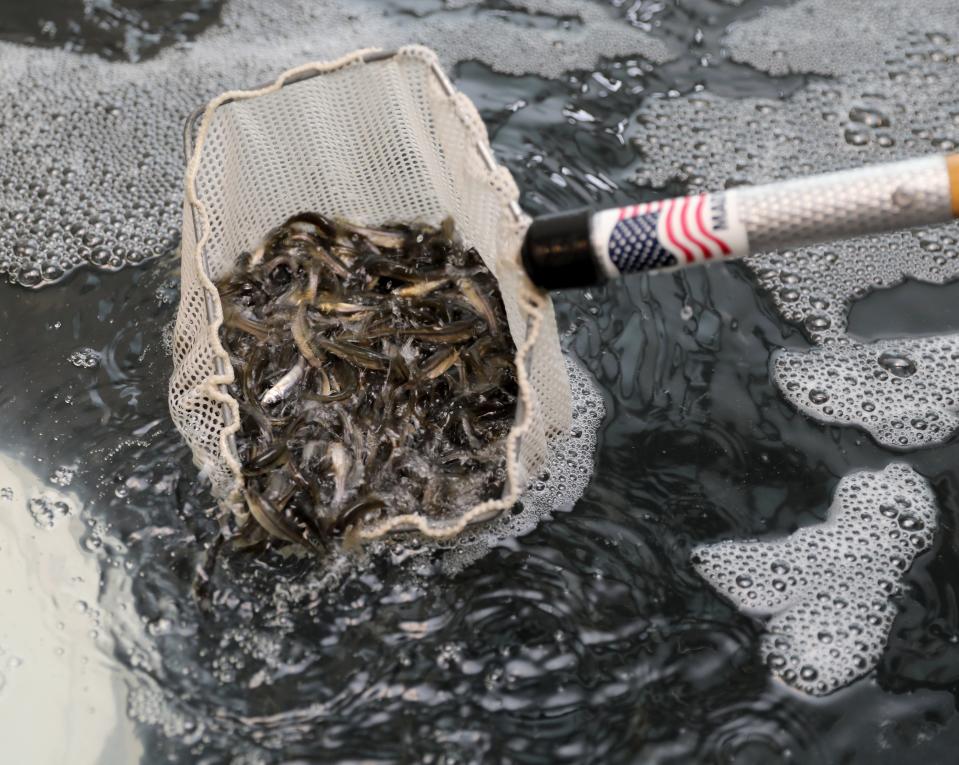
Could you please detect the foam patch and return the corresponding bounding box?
[774,334,959,449]
[724,0,959,77]
[692,463,938,695]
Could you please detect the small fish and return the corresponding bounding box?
[239,401,274,445]
[315,298,373,314]
[243,442,290,475]
[419,347,460,381]
[218,214,518,550]
[223,304,270,340]
[292,304,325,368]
[243,489,305,547]
[456,277,500,336]
[300,261,320,303]
[337,221,407,250]
[294,239,350,278]
[314,337,390,372]
[317,368,332,397]
[398,319,484,344]
[331,244,359,266]
[286,211,337,235]
[326,442,351,505]
[333,496,386,535]
[394,278,448,298]
[261,356,307,405]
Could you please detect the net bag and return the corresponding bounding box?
[170,45,572,541]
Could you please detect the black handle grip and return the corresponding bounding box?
[521,208,603,290]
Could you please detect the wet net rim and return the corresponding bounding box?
[179,45,554,541]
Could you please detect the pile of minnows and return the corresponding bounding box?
[216,213,518,551]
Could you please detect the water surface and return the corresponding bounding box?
[1,1,958,763]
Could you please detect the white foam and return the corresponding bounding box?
[693,463,938,695]
[67,348,101,368]
[0,0,671,287]
[774,334,959,449]
[724,0,959,77]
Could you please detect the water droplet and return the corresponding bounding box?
[844,128,869,146]
[16,267,42,287]
[809,389,829,404]
[779,288,800,302]
[805,315,831,332]
[897,512,924,531]
[877,352,917,378]
[848,106,889,128]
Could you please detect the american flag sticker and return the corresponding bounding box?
[591,193,750,277]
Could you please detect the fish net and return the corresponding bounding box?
[169,45,572,541]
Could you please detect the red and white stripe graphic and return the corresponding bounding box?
[617,194,734,264]
[592,191,750,278]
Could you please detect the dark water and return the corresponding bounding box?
[2,1,959,763]
[0,0,225,61]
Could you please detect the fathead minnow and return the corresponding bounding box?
[216,213,518,551]
[243,489,306,547]
[336,220,408,250]
[313,337,391,372]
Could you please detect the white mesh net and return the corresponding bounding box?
[169,45,572,540]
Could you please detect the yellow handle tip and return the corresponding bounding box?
[948,154,959,217]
